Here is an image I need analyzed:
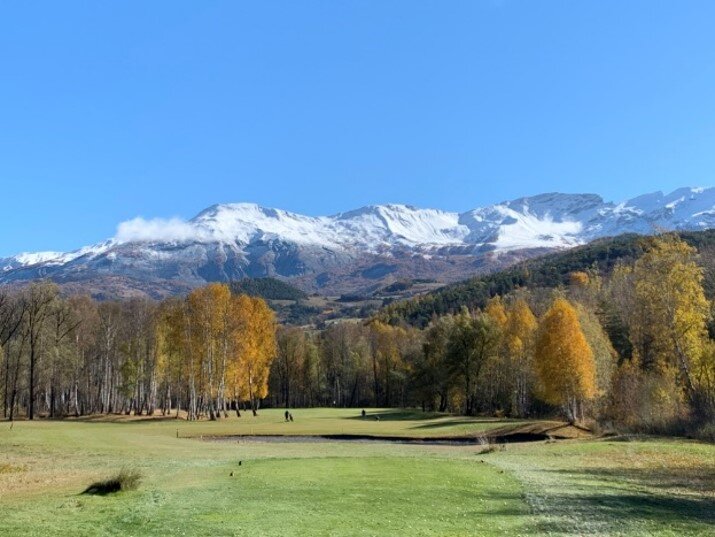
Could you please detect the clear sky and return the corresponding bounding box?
[2,1,715,256]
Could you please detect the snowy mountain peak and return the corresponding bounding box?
[192,202,297,222]
[188,202,328,245]
[2,187,715,297]
[502,192,605,217]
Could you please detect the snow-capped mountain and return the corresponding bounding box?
[2,187,715,298]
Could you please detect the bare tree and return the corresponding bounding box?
[21,282,58,420]
[0,290,25,418]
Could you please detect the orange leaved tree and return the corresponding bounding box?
[534,297,596,422]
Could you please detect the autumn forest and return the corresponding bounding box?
[0,234,711,440]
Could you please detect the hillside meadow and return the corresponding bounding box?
[1,408,713,536]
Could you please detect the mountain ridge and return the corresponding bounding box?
[2,187,714,298]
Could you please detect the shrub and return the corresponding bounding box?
[83,467,143,495]
[605,363,689,435]
[692,422,715,443]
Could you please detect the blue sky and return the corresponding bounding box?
[1,1,715,256]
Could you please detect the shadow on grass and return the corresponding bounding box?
[344,409,446,421]
[533,466,715,534]
[549,465,715,495]
[537,491,715,535]
[82,480,123,496]
[70,414,180,424]
[411,418,519,430]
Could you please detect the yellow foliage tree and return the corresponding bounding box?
[569,271,590,287]
[631,235,711,400]
[575,303,617,396]
[485,296,508,329]
[482,296,510,413]
[187,283,232,420]
[504,299,537,416]
[229,294,277,415]
[367,320,415,407]
[534,297,597,421]
[155,285,277,420]
[155,298,190,417]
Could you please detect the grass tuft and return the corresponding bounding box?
[0,463,25,474]
[83,467,142,495]
[477,434,506,454]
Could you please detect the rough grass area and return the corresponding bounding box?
[0,462,26,474]
[492,439,715,536]
[0,408,713,536]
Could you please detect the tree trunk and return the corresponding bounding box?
[28,344,36,420]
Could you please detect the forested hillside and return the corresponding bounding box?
[229,277,308,301]
[378,230,715,327]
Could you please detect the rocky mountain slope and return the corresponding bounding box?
[2,187,714,298]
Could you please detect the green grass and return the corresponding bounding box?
[114,407,532,438]
[1,457,528,536]
[1,408,713,536]
[493,439,715,536]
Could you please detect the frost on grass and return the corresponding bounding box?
[491,455,603,536]
[490,442,715,536]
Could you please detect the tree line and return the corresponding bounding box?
[0,283,276,420]
[268,235,714,435]
[2,234,714,437]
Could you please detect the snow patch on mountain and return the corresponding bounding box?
[330,205,467,248]
[3,187,715,276]
[2,240,117,271]
[191,203,337,247]
[6,251,67,269]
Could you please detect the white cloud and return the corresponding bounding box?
[115,217,209,243]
